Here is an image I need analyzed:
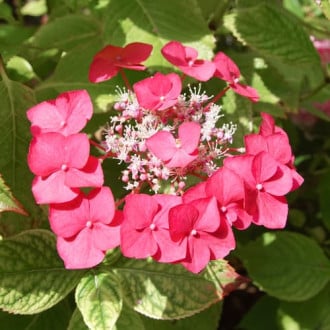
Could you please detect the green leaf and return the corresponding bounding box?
[102,0,215,67]
[0,59,41,221]
[32,14,102,51]
[68,308,89,330]
[239,296,280,330]
[21,0,47,16]
[0,299,73,330]
[0,229,84,314]
[278,283,330,330]
[237,231,330,301]
[114,304,145,330]
[320,0,330,20]
[224,3,320,66]
[0,174,27,216]
[6,56,36,82]
[319,170,330,230]
[75,272,123,330]
[141,302,222,330]
[112,257,243,320]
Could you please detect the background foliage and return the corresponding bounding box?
[0,0,330,329]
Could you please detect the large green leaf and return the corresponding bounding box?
[141,302,222,330]
[68,308,89,330]
[0,299,72,330]
[278,282,330,330]
[224,3,320,66]
[0,59,41,221]
[237,231,330,301]
[0,229,84,314]
[112,257,243,320]
[75,272,123,330]
[102,0,215,67]
[32,14,102,51]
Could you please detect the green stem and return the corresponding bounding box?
[0,54,9,82]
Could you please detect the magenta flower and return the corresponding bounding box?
[133,72,182,111]
[168,197,235,273]
[224,152,293,228]
[27,90,93,136]
[146,122,200,168]
[205,167,253,230]
[213,52,259,102]
[120,193,185,262]
[49,187,121,269]
[28,132,103,204]
[89,42,153,83]
[161,41,215,81]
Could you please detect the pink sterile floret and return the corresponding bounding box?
[224,152,293,229]
[120,193,185,262]
[89,42,153,83]
[49,187,121,269]
[168,197,235,273]
[146,122,200,168]
[28,132,103,204]
[213,52,259,102]
[161,41,215,81]
[133,72,182,111]
[27,90,93,136]
[205,166,253,230]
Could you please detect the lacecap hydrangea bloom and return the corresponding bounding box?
[26,40,303,272]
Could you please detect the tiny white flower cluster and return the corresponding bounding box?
[103,86,237,194]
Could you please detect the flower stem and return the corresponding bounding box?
[119,69,132,91]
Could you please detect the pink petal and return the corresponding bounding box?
[49,194,88,238]
[57,229,105,269]
[168,204,198,242]
[230,83,259,102]
[165,148,198,168]
[87,187,115,224]
[146,130,177,162]
[213,52,241,83]
[120,225,158,258]
[181,236,211,273]
[32,173,79,204]
[178,122,201,154]
[161,41,187,66]
[64,156,104,188]
[252,152,278,184]
[244,134,268,155]
[64,133,90,169]
[28,133,66,176]
[259,112,275,136]
[265,134,292,164]
[193,197,221,233]
[123,194,160,229]
[121,42,153,66]
[206,167,245,205]
[182,181,207,203]
[92,222,121,251]
[88,57,119,83]
[255,193,288,229]
[180,60,216,81]
[54,90,93,135]
[263,164,293,196]
[152,228,187,263]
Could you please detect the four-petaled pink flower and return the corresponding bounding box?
[224,152,293,228]
[133,72,182,111]
[213,52,259,102]
[168,197,235,273]
[89,42,153,83]
[161,41,215,81]
[146,122,200,168]
[49,187,121,269]
[27,90,93,136]
[120,193,185,262]
[28,132,103,204]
